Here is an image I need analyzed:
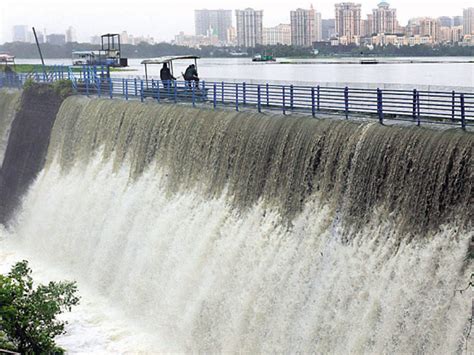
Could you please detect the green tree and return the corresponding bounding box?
[0,260,79,353]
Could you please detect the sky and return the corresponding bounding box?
[0,0,472,43]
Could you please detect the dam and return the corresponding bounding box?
[0,83,472,352]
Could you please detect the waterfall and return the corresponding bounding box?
[3,94,473,352]
[0,90,20,162]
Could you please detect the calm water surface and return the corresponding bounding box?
[17,57,474,90]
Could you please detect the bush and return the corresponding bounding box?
[0,261,80,353]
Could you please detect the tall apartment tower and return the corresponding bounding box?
[335,3,362,44]
[195,9,233,42]
[463,8,474,35]
[420,18,440,42]
[290,6,322,46]
[372,2,397,34]
[12,25,28,42]
[235,8,263,48]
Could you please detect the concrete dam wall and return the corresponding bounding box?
[0,86,472,352]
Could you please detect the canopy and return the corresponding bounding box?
[141,55,200,65]
[0,54,15,63]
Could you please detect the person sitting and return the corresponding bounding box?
[160,63,175,83]
[183,64,199,83]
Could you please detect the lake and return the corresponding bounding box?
[16,57,474,91]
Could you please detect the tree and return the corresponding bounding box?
[0,261,80,353]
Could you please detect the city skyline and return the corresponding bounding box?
[0,0,473,44]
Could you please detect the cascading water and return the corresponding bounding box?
[1,94,473,353]
[0,90,20,162]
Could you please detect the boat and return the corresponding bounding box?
[360,59,379,65]
[252,54,276,62]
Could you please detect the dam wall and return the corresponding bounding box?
[0,87,472,352]
[0,84,65,224]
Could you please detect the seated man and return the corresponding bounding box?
[183,64,199,83]
[160,63,175,83]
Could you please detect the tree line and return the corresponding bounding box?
[0,41,472,59]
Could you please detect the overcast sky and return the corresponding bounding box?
[0,0,472,43]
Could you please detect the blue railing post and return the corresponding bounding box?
[109,78,113,99]
[344,86,349,119]
[311,87,316,117]
[416,91,421,126]
[412,89,417,120]
[125,79,129,100]
[192,81,196,107]
[85,76,89,96]
[290,85,294,110]
[243,82,246,105]
[235,83,239,111]
[122,78,125,97]
[221,81,225,103]
[317,85,320,111]
[377,88,384,124]
[213,83,217,109]
[266,83,269,106]
[174,81,177,103]
[460,94,466,130]
[97,77,101,97]
[156,80,161,101]
[451,90,456,121]
[257,84,262,113]
[134,78,138,97]
[282,86,286,115]
[140,80,144,102]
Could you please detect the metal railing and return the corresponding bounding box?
[0,65,472,129]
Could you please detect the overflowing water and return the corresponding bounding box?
[1,94,473,352]
[0,90,20,161]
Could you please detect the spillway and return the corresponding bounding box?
[0,89,473,353]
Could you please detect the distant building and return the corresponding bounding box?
[335,3,362,44]
[438,16,453,28]
[174,32,219,48]
[12,25,28,42]
[195,9,233,43]
[65,26,77,43]
[453,16,463,27]
[372,2,397,34]
[419,18,440,42]
[90,35,101,45]
[290,6,322,47]
[235,8,263,48]
[321,19,336,40]
[263,24,291,45]
[463,8,474,35]
[46,34,66,45]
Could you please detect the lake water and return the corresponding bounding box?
[16,57,474,91]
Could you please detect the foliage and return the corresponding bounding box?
[52,79,74,99]
[0,41,472,59]
[0,260,80,353]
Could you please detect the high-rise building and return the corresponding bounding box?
[290,6,322,46]
[372,2,397,34]
[195,9,233,42]
[235,8,263,48]
[65,26,77,43]
[463,8,474,35]
[453,16,463,27]
[420,18,440,42]
[12,25,28,42]
[46,33,66,45]
[438,16,453,27]
[335,3,362,44]
[321,19,336,40]
[263,24,291,45]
